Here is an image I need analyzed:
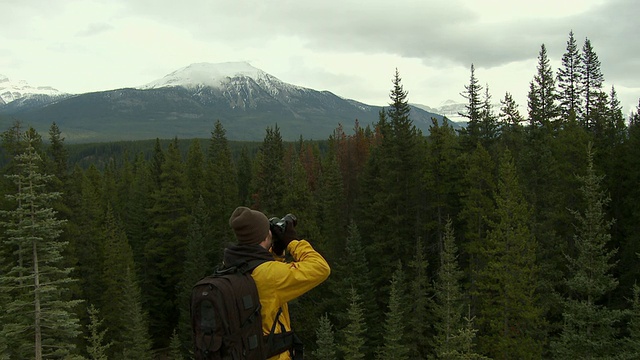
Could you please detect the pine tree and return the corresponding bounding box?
[316,150,345,262]
[144,138,191,347]
[458,64,484,149]
[168,329,185,360]
[424,117,461,259]
[479,84,499,145]
[552,144,623,358]
[528,44,560,131]
[475,150,543,359]
[498,92,526,155]
[313,314,337,360]
[100,206,152,359]
[176,197,213,355]
[206,120,238,244]
[237,145,253,205]
[185,138,206,205]
[0,127,83,359]
[339,288,367,360]
[249,125,286,215]
[85,304,112,360]
[407,237,434,359]
[581,38,605,130]
[458,142,495,315]
[557,30,583,122]
[434,219,465,357]
[377,263,410,360]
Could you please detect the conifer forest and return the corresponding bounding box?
[3,32,640,359]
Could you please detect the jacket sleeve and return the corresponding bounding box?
[270,239,331,304]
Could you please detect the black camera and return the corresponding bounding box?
[269,213,297,233]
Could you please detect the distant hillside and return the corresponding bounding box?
[0,62,458,143]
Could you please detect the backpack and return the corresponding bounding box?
[190,259,303,360]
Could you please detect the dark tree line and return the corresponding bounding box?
[2,32,640,359]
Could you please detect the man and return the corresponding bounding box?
[224,206,330,360]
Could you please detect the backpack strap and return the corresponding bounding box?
[264,307,304,359]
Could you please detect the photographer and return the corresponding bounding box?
[223,206,331,360]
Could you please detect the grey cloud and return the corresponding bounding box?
[119,0,638,88]
[76,23,114,37]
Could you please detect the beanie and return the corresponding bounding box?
[229,206,269,245]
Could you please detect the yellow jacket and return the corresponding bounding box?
[251,239,330,360]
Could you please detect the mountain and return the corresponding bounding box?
[0,62,457,143]
[0,74,70,111]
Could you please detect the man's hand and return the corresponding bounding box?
[271,220,298,255]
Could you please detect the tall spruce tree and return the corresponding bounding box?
[475,150,543,359]
[479,84,499,145]
[206,120,238,244]
[434,219,465,357]
[377,263,410,360]
[552,145,623,358]
[458,142,495,316]
[144,138,191,348]
[581,38,605,130]
[407,237,434,359]
[339,288,368,360]
[557,30,583,122]
[458,64,484,149]
[85,304,112,360]
[528,44,560,131]
[249,125,286,215]
[0,127,82,359]
[424,117,461,260]
[101,206,152,359]
[313,314,337,360]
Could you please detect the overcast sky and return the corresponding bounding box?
[2,0,639,116]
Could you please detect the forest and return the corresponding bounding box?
[2,31,640,359]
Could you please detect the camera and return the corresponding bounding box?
[269,213,297,233]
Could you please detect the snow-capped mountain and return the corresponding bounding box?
[0,74,67,104]
[0,62,453,142]
[140,62,305,95]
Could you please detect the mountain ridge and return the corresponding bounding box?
[0,62,462,143]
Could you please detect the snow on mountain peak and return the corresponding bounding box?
[0,74,65,104]
[140,61,278,90]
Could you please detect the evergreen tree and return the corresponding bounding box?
[498,92,526,156]
[185,138,206,205]
[144,138,191,348]
[624,284,640,357]
[100,206,152,359]
[357,70,423,300]
[434,219,466,357]
[237,145,253,205]
[479,84,499,145]
[168,329,185,360]
[176,197,213,355]
[457,143,495,315]
[458,64,484,149]
[316,149,345,263]
[557,30,583,122]
[206,120,238,244]
[339,288,367,360]
[407,237,434,359]
[0,127,83,359]
[581,38,605,130]
[552,145,623,359]
[528,44,560,131]
[313,314,337,360]
[85,304,112,360]
[376,263,409,360]
[249,125,286,215]
[475,150,543,359]
[424,117,461,259]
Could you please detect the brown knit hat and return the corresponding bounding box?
[229,206,269,245]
